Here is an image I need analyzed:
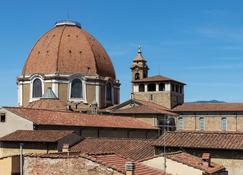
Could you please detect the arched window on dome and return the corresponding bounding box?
[71,79,83,98]
[106,83,112,102]
[32,78,42,98]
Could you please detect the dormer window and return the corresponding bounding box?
[32,78,42,98]
[71,78,83,98]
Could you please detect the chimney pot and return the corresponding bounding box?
[202,153,211,167]
[62,144,70,153]
[125,161,135,175]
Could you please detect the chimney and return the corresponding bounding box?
[125,161,135,175]
[62,144,70,153]
[202,153,211,167]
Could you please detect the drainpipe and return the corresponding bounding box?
[20,143,24,175]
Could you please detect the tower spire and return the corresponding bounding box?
[138,45,142,54]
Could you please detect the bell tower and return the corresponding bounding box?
[131,46,149,81]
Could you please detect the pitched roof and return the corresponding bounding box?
[4,107,157,130]
[88,153,165,175]
[165,151,225,174]
[109,99,177,116]
[70,137,156,161]
[27,99,67,111]
[0,130,74,143]
[173,103,243,112]
[153,131,243,150]
[25,152,166,175]
[41,88,58,99]
[132,75,185,85]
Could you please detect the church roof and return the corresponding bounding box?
[173,103,243,112]
[0,130,75,143]
[27,88,67,111]
[132,75,185,85]
[4,107,158,130]
[153,131,243,151]
[71,137,156,161]
[22,20,116,79]
[109,99,177,116]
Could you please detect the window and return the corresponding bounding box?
[71,79,83,98]
[175,85,179,93]
[106,83,112,101]
[179,86,183,94]
[199,117,205,130]
[159,83,165,91]
[139,84,145,92]
[0,113,5,122]
[171,84,175,92]
[221,117,227,131]
[177,116,184,130]
[135,73,140,80]
[150,94,153,100]
[148,83,156,91]
[32,78,42,98]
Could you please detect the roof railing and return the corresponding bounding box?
[55,20,81,28]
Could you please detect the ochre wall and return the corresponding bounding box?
[86,84,96,104]
[176,113,243,132]
[134,92,172,109]
[58,83,68,102]
[22,83,30,107]
[0,142,57,158]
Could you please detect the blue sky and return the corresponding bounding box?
[1,0,243,106]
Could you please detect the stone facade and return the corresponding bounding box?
[24,156,123,175]
[175,112,243,132]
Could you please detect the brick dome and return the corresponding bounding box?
[22,21,116,79]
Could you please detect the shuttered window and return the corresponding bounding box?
[199,117,205,130]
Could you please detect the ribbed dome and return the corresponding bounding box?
[22,21,116,79]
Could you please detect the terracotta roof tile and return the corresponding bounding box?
[4,107,157,130]
[88,153,165,175]
[70,137,156,161]
[110,99,177,115]
[133,75,185,85]
[153,131,243,150]
[173,102,243,112]
[166,151,225,174]
[22,24,116,79]
[27,99,67,111]
[0,130,74,143]
[25,152,166,175]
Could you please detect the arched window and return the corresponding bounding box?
[32,78,42,98]
[139,84,145,92]
[148,83,156,91]
[177,116,184,130]
[135,73,140,80]
[71,79,83,98]
[159,83,165,91]
[106,83,112,101]
[199,117,205,130]
[221,117,227,131]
